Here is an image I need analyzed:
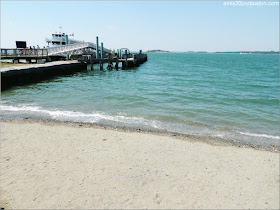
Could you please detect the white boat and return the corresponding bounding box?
[45,32,84,47]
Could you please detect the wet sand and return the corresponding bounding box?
[1,120,279,209]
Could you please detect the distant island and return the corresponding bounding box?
[213,51,279,55]
[183,51,279,54]
[146,50,279,54]
[147,50,169,53]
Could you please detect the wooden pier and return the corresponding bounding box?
[1,36,148,90]
[1,36,148,69]
[77,50,147,70]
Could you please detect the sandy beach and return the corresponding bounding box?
[0,120,279,209]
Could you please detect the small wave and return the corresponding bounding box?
[1,104,279,146]
[239,131,280,140]
[0,104,161,128]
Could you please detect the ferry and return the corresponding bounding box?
[45,31,84,47]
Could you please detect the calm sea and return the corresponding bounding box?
[1,53,279,147]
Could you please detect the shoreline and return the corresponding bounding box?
[1,118,279,152]
[1,119,279,209]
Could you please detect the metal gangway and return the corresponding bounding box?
[47,42,114,56]
[1,42,114,60]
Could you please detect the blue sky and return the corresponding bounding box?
[1,1,279,52]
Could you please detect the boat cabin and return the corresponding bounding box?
[46,33,67,46]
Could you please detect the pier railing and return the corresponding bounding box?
[47,42,114,56]
[1,48,48,58]
[1,42,114,60]
[47,43,89,56]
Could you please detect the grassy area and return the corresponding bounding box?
[1,62,12,66]
[1,61,30,68]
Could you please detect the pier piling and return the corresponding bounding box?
[90,54,94,71]
[101,43,104,59]
[100,42,104,70]
[96,36,99,59]
[66,35,69,60]
[115,54,119,70]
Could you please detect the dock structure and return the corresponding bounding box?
[1,61,87,91]
[1,36,148,90]
[1,48,48,64]
[78,50,148,70]
[1,36,147,70]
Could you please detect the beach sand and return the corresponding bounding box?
[1,120,279,209]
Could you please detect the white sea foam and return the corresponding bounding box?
[1,104,279,143]
[0,104,160,128]
[239,132,280,140]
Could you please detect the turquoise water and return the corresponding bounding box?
[1,53,279,147]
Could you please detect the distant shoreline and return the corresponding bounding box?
[172,51,279,54]
[147,50,169,53]
[144,51,279,54]
[213,51,279,55]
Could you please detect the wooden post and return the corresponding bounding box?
[96,36,99,59]
[125,50,128,69]
[100,42,104,70]
[66,35,69,60]
[133,54,136,66]
[115,53,119,70]
[90,54,94,71]
[107,57,113,70]
[101,42,103,59]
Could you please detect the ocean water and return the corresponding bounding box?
[1,53,279,147]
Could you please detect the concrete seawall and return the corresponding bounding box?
[1,61,87,91]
